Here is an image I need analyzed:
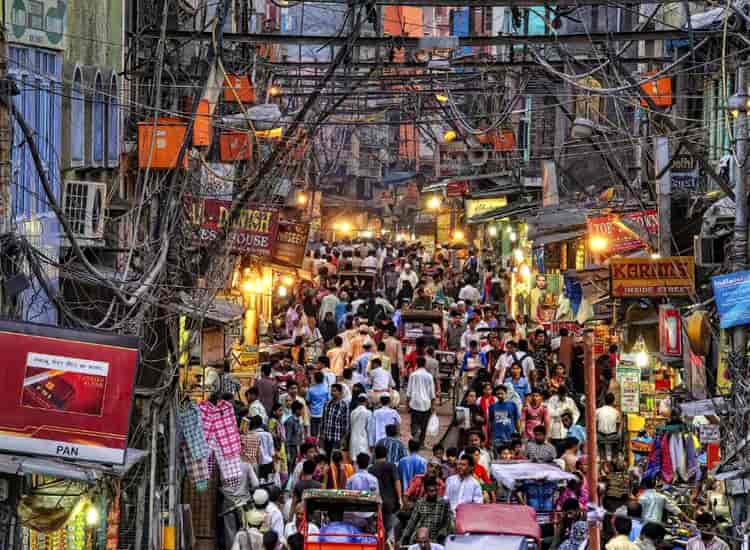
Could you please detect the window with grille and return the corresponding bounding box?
[71,67,84,165]
[27,1,44,30]
[107,75,119,167]
[92,73,105,164]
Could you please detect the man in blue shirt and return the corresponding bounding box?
[562,412,586,445]
[306,371,330,437]
[346,453,380,493]
[461,340,487,372]
[398,439,427,490]
[489,385,520,452]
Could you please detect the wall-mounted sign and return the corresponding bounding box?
[659,305,682,356]
[271,220,310,268]
[671,152,700,192]
[616,365,641,414]
[186,196,279,256]
[7,0,67,49]
[587,209,658,254]
[712,270,750,329]
[465,196,507,219]
[446,181,469,197]
[610,257,695,297]
[0,320,139,464]
[699,424,720,444]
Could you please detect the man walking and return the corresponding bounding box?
[320,384,349,457]
[370,444,403,545]
[444,456,483,512]
[401,479,453,546]
[407,357,436,448]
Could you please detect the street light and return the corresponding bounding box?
[428,196,442,210]
[589,235,609,252]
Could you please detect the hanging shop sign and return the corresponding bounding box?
[0,320,139,464]
[465,196,507,219]
[610,256,695,297]
[587,209,658,254]
[711,269,750,329]
[446,180,469,197]
[187,196,280,257]
[659,305,682,356]
[271,220,310,268]
[616,365,641,414]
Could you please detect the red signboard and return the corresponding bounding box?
[587,209,658,253]
[187,196,280,256]
[446,180,469,197]
[0,320,139,464]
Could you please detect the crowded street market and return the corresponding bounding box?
[3,0,750,549]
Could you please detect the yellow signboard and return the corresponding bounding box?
[610,257,695,297]
[465,197,507,219]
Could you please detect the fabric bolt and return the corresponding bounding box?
[179,401,210,460]
[661,433,674,484]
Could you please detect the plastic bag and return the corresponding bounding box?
[426,414,440,438]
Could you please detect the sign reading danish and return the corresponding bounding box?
[0,320,139,464]
[610,257,695,297]
[187,196,280,256]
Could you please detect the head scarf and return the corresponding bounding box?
[559,521,588,550]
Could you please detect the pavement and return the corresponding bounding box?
[396,390,456,456]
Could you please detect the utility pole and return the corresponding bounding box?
[0,26,12,316]
[584,328,601,550]
[654,136,672,256]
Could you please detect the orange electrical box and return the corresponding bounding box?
[477,132,494,145]
[493,130,516,152]
[193,99,212,147]
[138,118,188,169]
[223,74,256,104]
[640,72,673,108]
[220,131,253,161]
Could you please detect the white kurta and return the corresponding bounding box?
[350,406,373,458]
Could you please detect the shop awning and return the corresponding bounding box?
[175,292,244,323]
[530,229,586,247]
[382,171,417,185]
[0,449,148,481]
[466,201,540,224]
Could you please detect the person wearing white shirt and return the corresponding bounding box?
[284,503,320,539]
[361,251,378,272]
[406,357,436,447]
[368,395,401,447]
[444,456,484,512]
[263,498,285,541]
[460,321,481,351]
[408,527,445,550]
[596,392,621,462]
[546,385,580,451]
[398,264,419,294]
[458,283,481,304]
[493,342,517,384]
[368,357,395,404]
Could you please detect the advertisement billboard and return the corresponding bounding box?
[186,196,280,256]
[0,320,139,464]
[610,257,695,297]
[587,210,658,254]
[712,270,750,329]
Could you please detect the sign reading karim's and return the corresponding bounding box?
[8,0,67,49]
[610,257,695,297]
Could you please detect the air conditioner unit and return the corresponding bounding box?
[62,181,107,242]
[694,234,724,267]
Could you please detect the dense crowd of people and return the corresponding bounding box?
[211,239,729,550]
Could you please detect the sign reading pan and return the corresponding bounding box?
[0,320,139,465]
[610,256,695,297]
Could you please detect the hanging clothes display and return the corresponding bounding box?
[179,400,211,490]
[199,399,242,487]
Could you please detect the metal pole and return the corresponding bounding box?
[167,395,178,549]
[148,406,159,550]
[732,65,748,364]
[654,136,672,256]
[584,328,601,550]
[0,26,12,316]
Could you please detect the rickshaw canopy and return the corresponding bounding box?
[455,503,541,545]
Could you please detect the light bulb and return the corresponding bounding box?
[488,226,498,237]
[443,130,457,143]
[278,286,288,298]
[86,505,99,526]
[589,236,608,252]
[635,351,649,368]
[513,248,524,262]
[509,231,517,242]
